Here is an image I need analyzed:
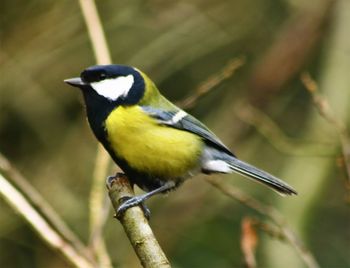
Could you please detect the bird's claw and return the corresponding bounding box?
[116,196,151,220]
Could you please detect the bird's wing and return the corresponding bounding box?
[141,106,235,156]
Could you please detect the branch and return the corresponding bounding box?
[235,101,337,156]
[78,0,114,266]
[206,177,319,268]
[78,0,112,65]
[252,219,286,242]
[0,172,96,268]
[241,217,258,268]
[107,174,171,268]
[0,153,93,264]
[248,0,334,105]
[178,56,245,109]
[301,72,350,184]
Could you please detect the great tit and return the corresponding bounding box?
[64,64,296,215]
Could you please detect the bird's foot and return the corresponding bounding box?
[117,196,151,220]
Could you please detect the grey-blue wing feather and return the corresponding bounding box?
[141,106,235,157]
[141,106,297,195]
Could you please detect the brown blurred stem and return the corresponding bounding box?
[78,0,112,65]
[0,153,94,264]
[206,177,319,268]
[301,72,350,184]
[249,0,334,106]
[107,174,171,268]
[235,101,337,156]
[241,217,258,268]
[252,218,286,242]
[78,0,113,266]
[0,156,96,268]
[178,56,245,109]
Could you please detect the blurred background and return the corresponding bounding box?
[1,0,350,267]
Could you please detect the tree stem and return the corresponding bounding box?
[107,174,171,268]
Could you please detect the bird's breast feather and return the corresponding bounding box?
[104,105,203,178]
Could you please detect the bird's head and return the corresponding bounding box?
[65,64,157,106]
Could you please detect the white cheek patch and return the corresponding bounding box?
[91,75,134,101]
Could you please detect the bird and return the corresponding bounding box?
[64,64,297,216]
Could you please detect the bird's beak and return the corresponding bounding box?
[64,77,87,87]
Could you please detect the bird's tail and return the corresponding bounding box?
[227,157,297,196]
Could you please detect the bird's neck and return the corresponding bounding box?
[83,92,117,142]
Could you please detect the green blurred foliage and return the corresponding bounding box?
[1,0,350,267]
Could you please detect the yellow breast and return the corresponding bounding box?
[104,106,204,178]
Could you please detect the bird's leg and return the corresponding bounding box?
[107,173,152,219]
[117,181,176,219]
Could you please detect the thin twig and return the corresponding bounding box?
[78,0,113,266]
[301,72,350,183]
[178,56,245,109]
[107,174,171,268]
[78,0,112,65]
[88,148,112,268]
[0,173,96,268]
[235,101,337,156]
[241,217,258,268]
[252,219,286,242]
[0,153,93,263]
[248,0,334,105]
[206,177,319,268]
